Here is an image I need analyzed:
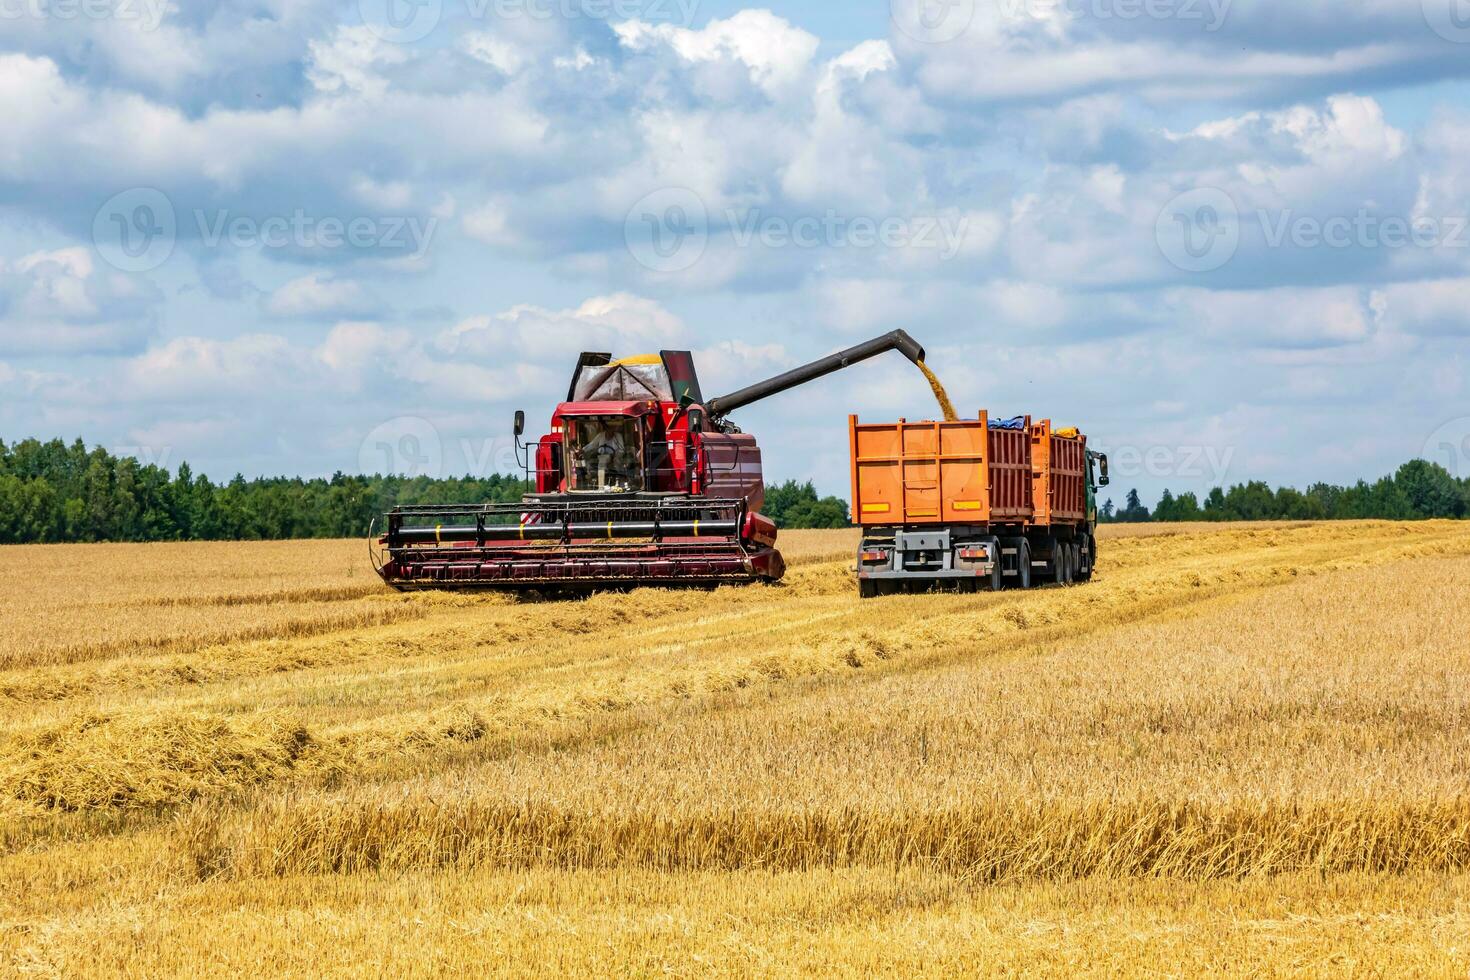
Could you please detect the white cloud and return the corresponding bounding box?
[615,11,820,100]
[122,334,296,398]
[439,293,685,359]
[265,273,376,319]
[1372,279,1470,337]
[1168,287,1375,349]
[306,26,407,99]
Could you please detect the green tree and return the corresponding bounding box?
[1119,489,1151,523]
[762,481,850,529]
[1395,460,1464,519]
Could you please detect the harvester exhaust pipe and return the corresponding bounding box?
[705,330,926,419]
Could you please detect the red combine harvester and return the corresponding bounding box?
[373,330,927,592]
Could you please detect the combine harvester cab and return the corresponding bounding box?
[850,412,1110,597]
[375,331,929,593]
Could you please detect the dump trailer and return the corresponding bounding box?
[373,330,928,592]
[849,412,1110,597]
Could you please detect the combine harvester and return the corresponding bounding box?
[849,413,1110,597]
[374,331,928,592]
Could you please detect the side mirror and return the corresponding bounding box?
[687,409,703,433]
[513,410,526,439]
[1098,454,1111,488]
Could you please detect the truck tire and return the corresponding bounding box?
[1077,535,1095,582]
[859,580,881,600]
[984,537,1004,592]
[1015,539,1032,589]
[1049,538,1069,586]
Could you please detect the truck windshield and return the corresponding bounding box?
[567,417,644,492]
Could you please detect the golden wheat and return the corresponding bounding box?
[3,521,1470,975]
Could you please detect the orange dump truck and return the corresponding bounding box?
[848,412,1110,597]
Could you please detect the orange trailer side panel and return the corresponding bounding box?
[1030,420,1087,525]
[849,414,1036,527]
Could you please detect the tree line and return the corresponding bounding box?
[1101,460,1469,523]
[2,437,1462,544]
[0,437,529,544]
[0,438,854,544]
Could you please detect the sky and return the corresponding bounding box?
[1,0,1469,503]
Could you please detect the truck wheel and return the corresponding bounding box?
[1015,540,1032,589]
[1049,538,1069,586]
[859,580,880,600]
[985,537,1004,592]
[1077,535,1095,582]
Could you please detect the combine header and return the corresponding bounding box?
[373,331,927,592]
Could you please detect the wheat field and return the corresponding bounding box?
[4,521,1470,975]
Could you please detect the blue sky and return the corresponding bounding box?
[1,0,1469,503]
